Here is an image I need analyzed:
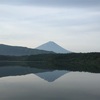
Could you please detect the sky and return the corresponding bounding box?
[0,0,100,52]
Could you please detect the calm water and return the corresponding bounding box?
[0,66,100,100]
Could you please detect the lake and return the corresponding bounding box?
[0,66,100,100]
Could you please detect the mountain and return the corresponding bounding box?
[0,44,54,56]
[36,41,71,53]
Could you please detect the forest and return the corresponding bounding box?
[0,53,100,73]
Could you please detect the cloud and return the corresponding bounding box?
[0,0,100,8]
[0,1,100,52]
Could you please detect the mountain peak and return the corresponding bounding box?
[45,41,58,45]
[48,41,55,43]
[36,41,71,53]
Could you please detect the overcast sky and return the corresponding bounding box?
[0,0,100,52]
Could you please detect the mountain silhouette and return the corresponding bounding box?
[36,41,71,53]
[0,44,54,56]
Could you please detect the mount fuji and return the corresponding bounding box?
[36,41,71,53]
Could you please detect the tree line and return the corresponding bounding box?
[0,53,100,73]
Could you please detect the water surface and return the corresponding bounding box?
[0,66,100,100]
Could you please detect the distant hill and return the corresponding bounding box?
[0,44,54,56]
[36,41,71,53]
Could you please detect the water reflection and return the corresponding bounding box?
[0,66,68,82]
[0,66,100,100]
[36,70,68,82]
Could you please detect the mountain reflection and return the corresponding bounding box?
[0,66,68,82]
[36,70,68,82]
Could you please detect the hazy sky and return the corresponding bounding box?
[0,0,100,52]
